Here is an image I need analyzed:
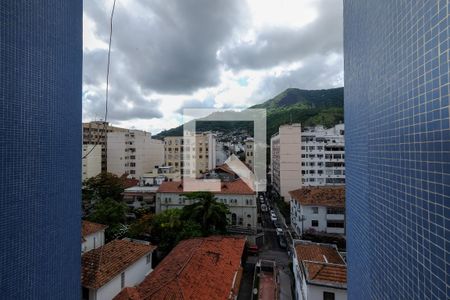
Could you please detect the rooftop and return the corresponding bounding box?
[157,178,255,195]
[303,261,347,287]
[82,220,107,238]
[289,186,345,208]
[114,236,246,300]
[123,186,159,193]
[82,239,156,289]
[295,240,346,288]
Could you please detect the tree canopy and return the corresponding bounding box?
[182,192,230,234]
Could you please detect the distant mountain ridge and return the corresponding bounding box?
[154,87,344,140]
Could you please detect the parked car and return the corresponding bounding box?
[276,228,283,235]
[270,215,277,222]
[261,204,268,212]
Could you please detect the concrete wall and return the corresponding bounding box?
[82,230,105,253]
[82,144,102,181]
[307,285,347,300]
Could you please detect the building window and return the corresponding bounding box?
[146,254,151,264]
[311,220,319,227]
[327,207,345,214]
[121,272,125,289]
[323,292,335,300]
[327,220,345,228]
[312,207,319,214]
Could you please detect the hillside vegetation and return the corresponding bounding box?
[154,87,344,140]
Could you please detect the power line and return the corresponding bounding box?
[82,0,117,159]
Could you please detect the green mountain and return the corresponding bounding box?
[154,87,344,140]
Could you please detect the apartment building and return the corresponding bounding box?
[83,121,128,172]
[156,179,257,228]
[270,124,302,201]
[164,132,216,178]
[270,124,345,201]
[293,240,347,300]
[289,186,345,236]
[300,124,345,186]
[244,137,254,170]
[107,130,164,178]
[82,144,102,181]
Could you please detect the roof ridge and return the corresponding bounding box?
[146,239,203,299]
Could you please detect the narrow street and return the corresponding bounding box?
[238,193,293,300]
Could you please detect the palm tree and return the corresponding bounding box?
[183,192,230,234]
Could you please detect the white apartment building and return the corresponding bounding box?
[81,220,107,253]
[156,179,257,228]
[300,124,345,186]
[82,144,102,181]
[107,130,164,178]
[293,240,347,300]
[270,124,345,201]
[289,186,345,236]
[82,239,156,300]
[164,132,216,178]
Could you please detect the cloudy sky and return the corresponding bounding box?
[83,0,343,134]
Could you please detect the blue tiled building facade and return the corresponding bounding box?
[0,2,82,299]
[345,1,449,299]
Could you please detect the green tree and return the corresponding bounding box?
[83,172,126,202]
[182,192,230,234]
[151,209,202,254]
[127,213,153,239]
[87,197,128,241]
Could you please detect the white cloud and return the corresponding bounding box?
[83,0,343,134]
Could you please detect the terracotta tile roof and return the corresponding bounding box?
[295,241,347,288]
[289,186,345,208]
[215,164,237,176]
[303,261,347,286]
[82,239,156,289]
[157,179,255,195]
[123,178,140,189]
[114,236,246,300]
[82,220,107,238]
[295,241,344,264]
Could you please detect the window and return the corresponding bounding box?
[311,220,319,227]
[146,254,151,264]
[121,272,125,289]
[327,220,345,228]
[312,207,319,214]
[327,207,345,214]
[323,292,335,300]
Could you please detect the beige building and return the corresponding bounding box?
[270,124,302,201]
[244,137,254,171]
[83,121,128,172]
[164,132,216,178]
[156,179,257,228]
[82,144,102,181]
[107,130,164,178]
